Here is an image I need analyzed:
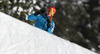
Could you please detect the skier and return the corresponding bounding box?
[28,7,56,34]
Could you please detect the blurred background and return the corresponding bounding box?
[0,0,100,54]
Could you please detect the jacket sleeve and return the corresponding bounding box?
[48,22,55,34]
[28,13,38,21]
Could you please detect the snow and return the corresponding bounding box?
[81,0,89,2]
[91,48,96,52]
[53,0,57,3]
[19,0,26,3]
[8,1,11,4]
[33,0,36,4]
[62,10,66,16]
[0,1,2,3]
[72,6,77,11]
[77,32,83,38]
[93,7,100,11]
[28,7,33,15]
[86,14,90,18]
[18,7,23,12]
[61,1,66,5]
[25,14,28,20]
[46,0,49,2]
[66,29,69,31]
[0,12,97,54]
[98,45,100,48]
[8,10,13,15]
[13,6,18,12]
[99,1,100,4]
[86,23,92,28]
[68,15,72,19]
[16,6,23,15]
[39,1,45,7]
[86,39,90,43]
[34,5,41,10]
[14,0,17,3]
[78,1,82,5]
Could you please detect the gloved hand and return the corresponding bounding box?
[40,9,46,14]
[34,9,46,16]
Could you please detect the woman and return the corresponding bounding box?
[28,7,56,34]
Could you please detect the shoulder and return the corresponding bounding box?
[30,13,43,18]
[37,14,42,17]
[36,14,44,19]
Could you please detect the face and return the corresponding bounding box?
[47,8,55,17]
[47,10,51,17]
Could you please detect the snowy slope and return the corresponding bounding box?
[0,12,96,54]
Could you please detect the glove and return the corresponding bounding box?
[39,9,46,14]
[34,9,46,16]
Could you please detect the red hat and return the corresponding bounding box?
[47,7,56,18]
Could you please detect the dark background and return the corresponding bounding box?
[0,0,100,53]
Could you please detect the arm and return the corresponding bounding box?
[28,9,46,21]
[28,13,37,21]
[48,22,55,34]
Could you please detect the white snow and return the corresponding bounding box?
[77,32,83,38]
[19,0,26,3]
[98,45,100,48]
[46,0,49,2]
[93,7,100,11]
[61,1,66,5]
[78,1,83,5]
[8,10,13,15]
[28,7,33,15]
[86,39,90,43]
[91,48,96,52]
[86,14,90,18]
[53,0,57,3]
[99,1,100,4]
[16,6,23,15]
[39,1,45,7]
[33,0,36,4]
[81,0,89,2]
[25,14,28,20]
[34,5,41,10]
[0,12,97,54]
[0,1,2,3]
[13,6,18,12]
[66,29,69,31]
[68,15,72,19]
[62,10,66,16]
[18,7,23,12]
[86,23,92,28]
[14,0,17,3]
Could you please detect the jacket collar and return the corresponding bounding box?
[43,13,50,20]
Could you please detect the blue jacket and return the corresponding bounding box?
[28,13,55,34]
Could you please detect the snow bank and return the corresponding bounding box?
[0,12,96,54]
